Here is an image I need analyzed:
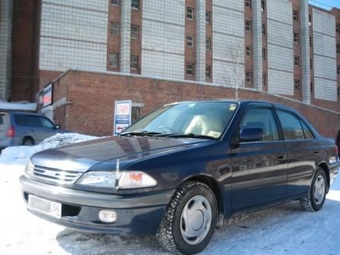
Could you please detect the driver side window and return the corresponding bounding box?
[239,107,279,142]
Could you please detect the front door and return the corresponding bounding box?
[230,105,288,211]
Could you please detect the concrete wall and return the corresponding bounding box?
[267,0,294,96]
[313,9,337,101]
[141,0,185,79]
[39,0,108,72]
[0,0,13,100]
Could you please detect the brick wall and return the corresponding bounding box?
[50,70,339,139]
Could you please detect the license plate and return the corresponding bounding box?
[28,195,62,218]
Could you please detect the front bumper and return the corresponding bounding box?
[19,175,175,235]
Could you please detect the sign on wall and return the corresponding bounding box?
[114,100,132,135]
[43,83,53,107]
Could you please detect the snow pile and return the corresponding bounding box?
[0,100,37,111]
[0,133,98,166]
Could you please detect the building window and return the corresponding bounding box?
[206,37,211,50]
[293,10,299,22]
[309,14,312,23]
[337,44,340,54]
[338,87,340,97]
[309,36,313,47]
[310,81,313,93]
[131,25,139,39]
[337,24,340,33]
[294,56,300,67]
[110,22,119,36]
[245,0,251,8]
[186,35,194,48]
[111,0,119,5]
[294,79,301,90]
[262,48,266,60]
[294,33,299,44]
[206,11,211,24]
[246,72,252,83]
[206,65,211,78]
[337,66,340,75]
[262,74,266,86]
[186,63,195,76]
[245,20,252,32]
[187,7,194,20]
[109,53,118,68]
[261,0,265,11]
[131,0,140,9]
[246,45,252,57]
[131,107,141,124]
[310,58,313,70]
[130,55,138,69]
[262,24,266,36]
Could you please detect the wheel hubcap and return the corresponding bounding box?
[313,175,326,205]
[180,195,212,245]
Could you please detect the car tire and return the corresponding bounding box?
[300,168,327,212]
[157,181,217,255]
[22,137,34,146]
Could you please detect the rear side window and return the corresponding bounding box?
[27,116,43,128]
[277,110,314,140]
[0,115,4,125]
[14,115,27,126]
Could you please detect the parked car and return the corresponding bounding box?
[0,111,64,149]
[20,100,338,254]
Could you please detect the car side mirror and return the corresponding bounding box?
[239,127,264,142]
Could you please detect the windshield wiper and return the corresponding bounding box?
[163,133,217,139]
[120,130,163,137]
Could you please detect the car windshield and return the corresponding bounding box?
[121,101,238,139]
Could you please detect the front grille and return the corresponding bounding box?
[28,164,83,184]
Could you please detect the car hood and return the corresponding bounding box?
[30,136,211,171]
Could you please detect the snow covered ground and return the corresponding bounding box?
[0,133,340,255]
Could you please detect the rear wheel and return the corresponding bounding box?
[22,137,34,146]
[157,181,217,255]
[300,168,327,212]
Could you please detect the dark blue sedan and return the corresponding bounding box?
[20,100,338,254]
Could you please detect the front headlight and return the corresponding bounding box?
[77,171,157,189]
[77,171,116,188]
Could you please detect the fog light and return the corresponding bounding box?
[99,210,117,223]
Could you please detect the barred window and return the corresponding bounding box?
[130,55,138,69]
[187,7,194,20]
[110,22,119,36]
[187,35,194,48]
[186,63,194,76]
[131,25,139,39]
[109,53,118,68]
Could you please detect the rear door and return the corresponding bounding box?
[230,104,288,211]
[276,109,318,196]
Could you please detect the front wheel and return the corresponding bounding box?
[300,168,327,212]
[157,181,217,255]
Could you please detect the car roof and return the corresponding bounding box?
[0,111,46,117]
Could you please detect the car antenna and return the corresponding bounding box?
[114,159,120,192]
